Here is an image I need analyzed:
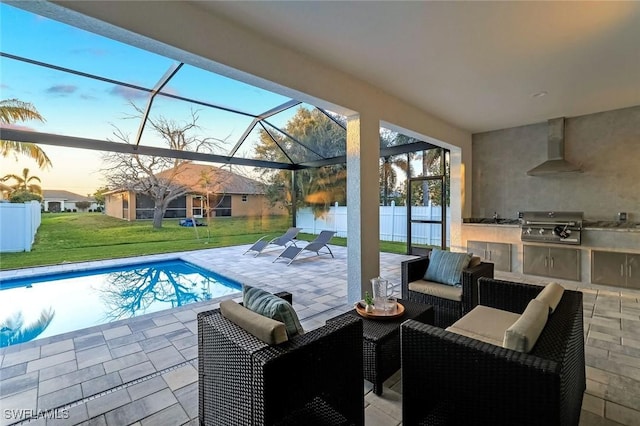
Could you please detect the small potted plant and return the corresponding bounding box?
[364,291,375,313]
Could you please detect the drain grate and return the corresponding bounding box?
[10,359,197,425]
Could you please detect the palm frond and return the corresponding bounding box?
[0,99,45,124]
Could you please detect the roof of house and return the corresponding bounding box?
[156,163,265,195]
[42,190,95,202]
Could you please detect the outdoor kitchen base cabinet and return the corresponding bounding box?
[523,245,581,281]
[592,251,640,289]
[467,241,512,272]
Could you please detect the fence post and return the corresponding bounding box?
[390,201,395,242]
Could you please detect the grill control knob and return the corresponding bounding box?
[538,228,545,235]
[525,228,532,235]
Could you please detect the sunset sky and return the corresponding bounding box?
[0,3,301,196]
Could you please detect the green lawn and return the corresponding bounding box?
[0,213,408,270]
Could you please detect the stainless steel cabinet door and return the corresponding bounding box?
[592,251,627,287]
[523,245,549,277]
[467,241,487,260]
[549,247,580,281]
[487,242,512,272]
[627,254,640,289]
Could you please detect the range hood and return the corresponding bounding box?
[527,117,582,176]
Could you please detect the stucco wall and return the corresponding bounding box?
[472,106,640,222]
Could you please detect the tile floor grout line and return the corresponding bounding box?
[9,359,197,425]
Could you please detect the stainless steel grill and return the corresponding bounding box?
[520,211,583,245]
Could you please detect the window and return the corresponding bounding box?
[135,194,187,219]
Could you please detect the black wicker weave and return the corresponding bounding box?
[328,300,433,396]
[401,253,494,328]
[198,296,364,426]
[401,277,586,426]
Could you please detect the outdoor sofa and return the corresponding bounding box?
[198,291,364,426]
[401,249,495,327]
[401,277,585,426]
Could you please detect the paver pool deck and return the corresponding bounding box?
[1,244,639,425]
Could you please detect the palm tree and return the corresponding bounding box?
[1,167,43,195]
[0,98,52,169]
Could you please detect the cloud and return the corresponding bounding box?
[0,123,36,131]
[46,85,78,95]
[109,85,148,100]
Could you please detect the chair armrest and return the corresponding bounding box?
[478,277,543,314]
[401,319,561,425]
[401,256,430,298]
[460,261,494,314]
[274,291,293,304]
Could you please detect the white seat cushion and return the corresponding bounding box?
[446,305,520,347]
[409,280,463,302]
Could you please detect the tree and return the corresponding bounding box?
[76,201,92,211]
[9,190,42,203]
[0,98,52,169]
[254,107,346,216]
[92,186,109,209]
[101,105,223,229]
[1,167,43,196]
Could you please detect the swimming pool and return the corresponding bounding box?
[0,259,241,348]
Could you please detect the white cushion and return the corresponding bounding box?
[503,299,549,353]
[446,305,520,347]
[409,280,463,302]
[535,282,565,313]
[220,299,288,345]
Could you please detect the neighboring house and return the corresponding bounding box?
[104,163,285,221]
[42,190,98,212]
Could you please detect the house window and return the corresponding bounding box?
[241,194,248,202]
[135,194,187,219]
[212,195,232,217]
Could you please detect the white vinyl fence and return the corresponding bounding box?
[296,202,451,246]
[0,201,42,252]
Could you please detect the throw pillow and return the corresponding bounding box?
[243,285,304,338]
[220,300,288,345]
[424,249,472,286]
[535,282,565,313]
[503,298,548,353]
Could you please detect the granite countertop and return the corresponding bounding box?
[463,218,640,231]
[463,218,520,225]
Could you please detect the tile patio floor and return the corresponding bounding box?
[1,244,639,425]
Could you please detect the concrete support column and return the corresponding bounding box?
[346,113,380,304]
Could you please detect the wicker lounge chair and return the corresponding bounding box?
[401,278,585,426]
[243,227,301,257]
[198,292,364,426]
[273,230,336,265]
[401,250,494,327]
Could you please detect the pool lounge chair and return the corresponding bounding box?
[273,230,336,265]
[243,227,302,257]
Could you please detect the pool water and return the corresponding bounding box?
[0,260,241,348]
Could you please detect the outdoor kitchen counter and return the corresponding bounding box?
[460,222,640,286]
[462,219,640,232]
